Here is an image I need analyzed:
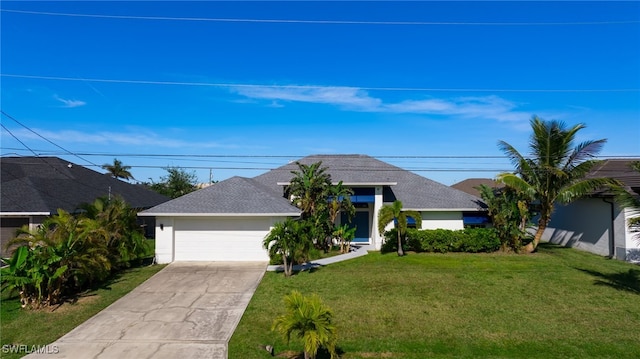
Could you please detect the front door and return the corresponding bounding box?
[342,211,370,243]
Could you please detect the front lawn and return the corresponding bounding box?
[230,244,640,358]
[0,264,166,359]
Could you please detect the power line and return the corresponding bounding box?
[3,9,639,26]
[2,74,638,93]
[1,110,102,169]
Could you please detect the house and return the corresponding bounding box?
[140,154,486,263]
[0,156,170,257]
[451,178,503,227]
[451,178,504,199]
[542,159,640,262]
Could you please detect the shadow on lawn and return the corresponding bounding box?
[577,267,640,294]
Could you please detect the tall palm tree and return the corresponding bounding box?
[497,116,614,253]
[272,290,338,359]
[286,161,332,219]
[327,181,355,224]
[102,158,133,180]
[377,200,422,256]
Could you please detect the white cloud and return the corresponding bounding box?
[231,85,537,122]
[231,85,382,111]
[54,95,86,108]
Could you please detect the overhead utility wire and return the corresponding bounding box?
[3,9,639,26]
[1,110,102,169]
[2,74,637,93]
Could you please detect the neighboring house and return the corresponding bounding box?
[0,156,170,258]
[451,178,504,198]
[542,159,640,262]
[451,178,503,227]
[140,154,486,263]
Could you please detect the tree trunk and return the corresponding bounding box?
[282,254,291,277]
[304,351,311,359]
[523,219,547,254]
[397,230,404,256]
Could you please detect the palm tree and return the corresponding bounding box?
[497,116,615,253]
[272,290,338,359]
[263,219,306,277]
[102,158,133,180]
[614,161,640,239]
[327,181,355,224]
[286,161,332,219]
[377,200,422,256]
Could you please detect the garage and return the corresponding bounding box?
[173,217,273,262]
[138,176,302,263]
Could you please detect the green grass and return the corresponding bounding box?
[230,244,640,359]
[0,263,166,359]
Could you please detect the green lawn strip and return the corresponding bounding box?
[0,264,166,359]
[230,244,640,358]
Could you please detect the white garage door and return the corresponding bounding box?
[174,217,271,261]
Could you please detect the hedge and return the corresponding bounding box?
[381,228,500,254]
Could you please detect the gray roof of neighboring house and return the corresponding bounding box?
[140,176,301,216]
[451,178,504,198]
[1,157,169,214]
[253,154,485,211]
[587,158,640,196]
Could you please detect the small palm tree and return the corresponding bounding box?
[377,200,422,256]
[497,117,615,253]
[263,219,303,277]
[272,290,338,359]
[102,158,133,180]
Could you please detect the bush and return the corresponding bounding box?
[381,228,500,254]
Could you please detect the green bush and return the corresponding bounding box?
[381,228,500,254]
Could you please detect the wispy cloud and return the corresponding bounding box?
[231,85,537,122]
[54,95,86,108]
[8,128,244,149]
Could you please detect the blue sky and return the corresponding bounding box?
[1,1,639,185]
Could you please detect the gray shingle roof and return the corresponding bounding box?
[1,157,169,214]
[140,176,301,216]
[253,154,485,210]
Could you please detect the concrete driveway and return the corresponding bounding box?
[25,262,267,359]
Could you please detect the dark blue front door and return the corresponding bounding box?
[342,211,370,243]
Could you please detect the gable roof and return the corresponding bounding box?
[139,176,301,216]
[1,157,169,214]
[253,154,485,211]
[451,178,504,198]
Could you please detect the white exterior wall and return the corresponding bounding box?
[372,186,384,250]
[154,216,290,263]
[624,208,640,262]
[420,211,465,230]
[155,217,175,264]
[542,198,613,257]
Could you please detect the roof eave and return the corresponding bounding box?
[138,212,301,217]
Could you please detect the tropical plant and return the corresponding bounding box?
[263,219,311,277]
[272,290,338,359]
[286,161,332,219]
[79,195,150,267]
[102,158,133,180]
[377,200,422,256]
[614,161,640,239]
[497,116,615,253]
[149,167,198,199]
[478,184,531,252]
[333,223,357,254]
[1,210,111,308]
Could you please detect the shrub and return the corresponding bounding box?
[381,228,500,254]
[272,290,338,359]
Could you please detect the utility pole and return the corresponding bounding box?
[209,168,213,185]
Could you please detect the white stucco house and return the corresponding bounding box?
[542,159,640,262]
[139,154,486,263]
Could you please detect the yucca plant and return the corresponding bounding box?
[272,290,338,359]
